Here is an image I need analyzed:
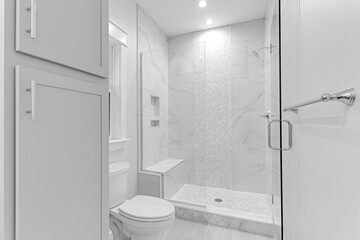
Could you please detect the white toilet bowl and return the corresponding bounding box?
[108,162,175,240]
[110,195,175,240]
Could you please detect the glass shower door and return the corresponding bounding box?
[264,0,282,239]
[166,6,283,238]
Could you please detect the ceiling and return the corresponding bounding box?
[134,0,268,36]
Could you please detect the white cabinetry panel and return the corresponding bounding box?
[15,66,108,240]
[16,0,108,77]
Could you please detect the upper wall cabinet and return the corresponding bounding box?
[16,0,108,77]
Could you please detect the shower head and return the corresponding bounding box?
[251,44,279,60]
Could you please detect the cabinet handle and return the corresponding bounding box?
[30,0,37,39]
[26,81,37,120]
[30,81,36,120]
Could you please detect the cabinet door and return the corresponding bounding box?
[15,66,108,240]
[16,0,108,77]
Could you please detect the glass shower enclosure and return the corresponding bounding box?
[137,0,282,239]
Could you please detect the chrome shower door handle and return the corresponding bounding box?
[260,110,279,121]
[268,119,292,151]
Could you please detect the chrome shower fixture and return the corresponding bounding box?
[250,49,260,59]
[250,44,278,59]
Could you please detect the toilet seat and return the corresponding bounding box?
[111,195,175,223]
[109,195,175,240]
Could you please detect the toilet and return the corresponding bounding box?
[109,162,175,240]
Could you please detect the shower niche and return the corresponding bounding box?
[150,95,160,116]
[150,95,160,127]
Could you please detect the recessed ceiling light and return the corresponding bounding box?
[198,0,207,8]
[206,19,213,25]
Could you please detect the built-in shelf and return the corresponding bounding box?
[151,120,160,127]
[144,158,184,173]
[151,95,160,116]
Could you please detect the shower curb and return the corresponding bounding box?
[174,205,274,238]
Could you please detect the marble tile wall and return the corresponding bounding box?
[168,19,267,194]
[230,19,266,194]
[163,161,186,199]
[168,35,202,186]
[138,6,169,169]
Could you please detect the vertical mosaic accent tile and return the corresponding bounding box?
[193,41,207,186]
[194,26,233,189]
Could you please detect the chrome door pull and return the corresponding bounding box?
[268,119,292,151]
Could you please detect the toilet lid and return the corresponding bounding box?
[118,195,175,221]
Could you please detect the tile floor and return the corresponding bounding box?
[161,218,274,240]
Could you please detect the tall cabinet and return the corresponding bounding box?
[0,0,109,240]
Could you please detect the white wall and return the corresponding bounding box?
[0,0,4,238]
[108,0,138,199]
[282,0,360,239]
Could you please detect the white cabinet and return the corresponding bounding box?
[15,66,109,240]
[16,0,108,77]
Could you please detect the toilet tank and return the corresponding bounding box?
[109,162,130,208]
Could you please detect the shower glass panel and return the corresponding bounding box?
[139,41,207,198]
[137,2,281,239]
[140,49,170,170]
[265,0,282,238]
[165,41,207,199]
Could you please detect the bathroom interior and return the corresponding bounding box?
[1,0,360,240]
[134,0,281,239]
